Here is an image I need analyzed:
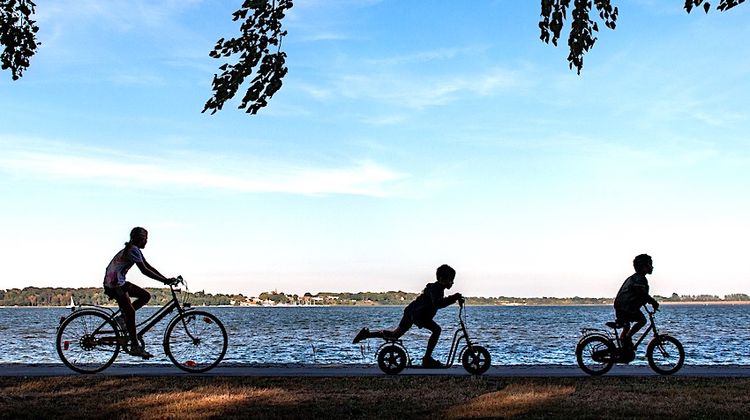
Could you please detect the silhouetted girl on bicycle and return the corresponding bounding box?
[103,227,176,358]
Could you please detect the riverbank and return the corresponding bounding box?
[1,376,748,419]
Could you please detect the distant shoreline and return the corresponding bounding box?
[2,301,750,309]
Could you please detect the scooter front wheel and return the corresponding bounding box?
[377,344,407,375]
[461,345,491,375]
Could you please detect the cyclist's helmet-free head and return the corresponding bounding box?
[129,227,148,246]
[436,264,456,287]
[633,254,652,271]
[130,227,147,240]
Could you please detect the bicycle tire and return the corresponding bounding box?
[377,344,407,375]
[461,345,491,375]
[164,310,228,373]
[646,334,684,375]
[56,310,121,374]
[576,335,615,376]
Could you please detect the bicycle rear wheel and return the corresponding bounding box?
[576,335,615,376]
[647,335,684,375]
[164,310,228,373]
[56,310,121,374]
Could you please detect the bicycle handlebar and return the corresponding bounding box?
[643,303,659,315]
[168,275,185,287]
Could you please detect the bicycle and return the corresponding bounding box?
[575,304,684,376]
[375,301,492,375]
[55,276,228,374]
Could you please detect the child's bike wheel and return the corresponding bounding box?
[377,344,407,375]
[461,345,491,375]
[646,334,684,375]
[576,335,615,376]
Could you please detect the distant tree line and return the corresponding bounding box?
[660,293,750,302]
[4,287,748,307]
[0,287,245,307]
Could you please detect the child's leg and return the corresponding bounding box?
[112,291,137,343]
[626,312,647,341]
[382,313,412,339]
[619,322,630,343]
[124,282,151,311]
[421,319,442,359]
[353,313,411,343]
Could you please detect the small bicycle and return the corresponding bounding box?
[55,276,228,374]
[575,304,684,376]
[375,302,492,375]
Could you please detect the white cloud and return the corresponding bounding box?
[296,32,351,42]
[360,114,409,126]
[36,0,207,32]
[363,46,490,66]
[330,67,526,109]
[0,139,406,197]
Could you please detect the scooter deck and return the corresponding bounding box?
[406,364,452,370]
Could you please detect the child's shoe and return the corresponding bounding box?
[353,328,369,344]
[422,356,443,368]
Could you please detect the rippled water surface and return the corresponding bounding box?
[1,305,749,366]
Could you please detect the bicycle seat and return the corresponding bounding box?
[605,321,621,329]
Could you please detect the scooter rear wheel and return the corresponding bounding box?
[461,345,491,375]
[377,344,407,375]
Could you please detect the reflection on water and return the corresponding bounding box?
[1,305,749,365]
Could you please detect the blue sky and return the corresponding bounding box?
[1,0,749,298]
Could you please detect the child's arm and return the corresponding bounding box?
[633,278,659,309]
[135,259,171,284]
[429,287,463,310]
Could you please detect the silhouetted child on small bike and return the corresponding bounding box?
[352,264,464,368]
[614,253,659,361]
[103,227,178,359]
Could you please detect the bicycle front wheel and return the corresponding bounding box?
[164,310,228,373]
[647,334,684,375]
[56,310,121,374]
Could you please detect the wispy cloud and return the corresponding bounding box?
[363,46,490,66]
[639,96,746,128]
[0,138,405,197]
[296,32,352,42]
[36,0,207,32]
[360,114,409,126]
[329,66,527,109]
[108,71,166,86]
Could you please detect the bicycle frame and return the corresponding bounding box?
[612,307,659,351]
[62,282,197,345]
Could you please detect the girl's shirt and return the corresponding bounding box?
[103,246,144,288]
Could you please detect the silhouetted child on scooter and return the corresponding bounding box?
[614,253,659,362]
[353,264,464,368]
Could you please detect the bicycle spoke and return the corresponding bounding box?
[166,311,227,372]
[56,311,120,374]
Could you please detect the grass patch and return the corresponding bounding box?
[0,376,748,419]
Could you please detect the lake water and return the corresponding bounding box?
[1,305,749,366]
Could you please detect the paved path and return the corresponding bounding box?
[2,364,750,377]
